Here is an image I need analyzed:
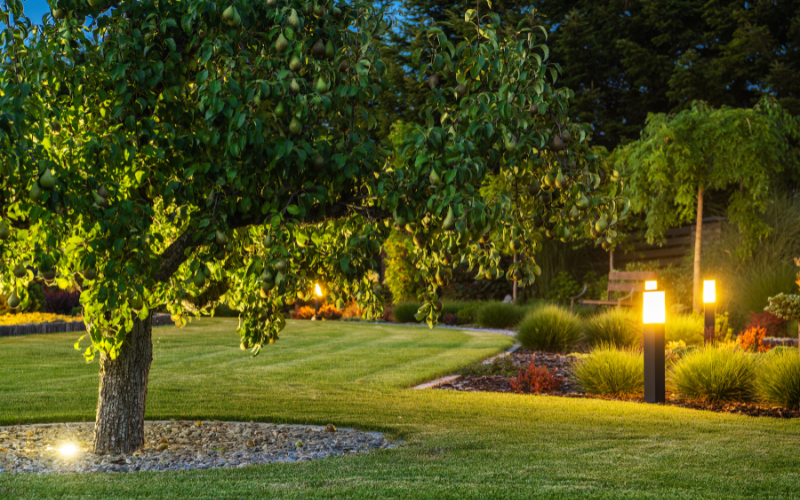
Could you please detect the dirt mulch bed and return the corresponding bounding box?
[435,349,800,419]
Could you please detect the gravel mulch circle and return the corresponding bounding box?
[0,420,393,474]
[434,349,800,419]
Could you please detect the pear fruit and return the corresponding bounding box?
[428,74,439,89]
[13,263,26,278]
[529,104,539,114]
[324,40,335,59]
[504,136,517,153]
[42,269,57,281]
[194,272,206,288]
[455,84,467,98]
[289,117,302,134]
[543,172,555,188]
[29,182,42,202]
[274,260,287,272]
[82,268,97,280]
[569,206,580,221]
[602,240,612,250]
[0,220,9,240]
[52,8,66,19]
[289,55,303,72]
[289,78,300,94]
[576,193,590,210]
[93,190,108,207]
[510,239,521,252]
[216,230,227,246]
[442,206,455,231]
[338,60,350,72]
[555,170,568,190]
[222,5,241,27]
[528,178,541,196]
[313,153,325,170]
[551,135,565,151]
[532,214,544,228]
[7,290,20,309]
[312,39,325,58]
[562,129,572,143]
[315,76,328,93]
[594,215,608,232]
[39,169,57,190]
[267,0,276,5]
[98,185,110,199]
[313,3,325,16]
[429,169,441,186]
[274,101,285,117]
[275,33,289,53]
[287,9,300,29]
[539,191,552,204]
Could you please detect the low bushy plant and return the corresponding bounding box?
[745,311,787,338]
[391,302,421,323]
[571,344,644,395]
[736,326,770,353]
[516,305,582,352]
[476,302,527,329]
[441,312,459,325]
[756,349,800,409]
[458,356,517,377]
[456,301,482,324]
[669,346,756,402]
[43,288,80,315]
[583,308,640,347]
[25,282,46,313]
[665,313,704,346]
[511,360,564,393]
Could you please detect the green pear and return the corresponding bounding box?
[551,135,565,151]
[287,8,300,29]
[338,60,350,72]
[428,74,439,89]
[576,193,590,210]
[313,3,325,16]
[504,136,517,152]
[289,55,302,72]
[194,272,206,288]
[528,178,541,196]
[555,170,568,190]
[313,153,325,170]
[275,33,289,53]
[429,169,441,185]
[97,185,110,199]
[93,190,108,207]
[529,104,539,114]
[0,220,9,240]
[595,215,608,232]
[13,263,26,278]
[7,290,20,309]
[562,129,572,143]
[222,5,241,27]
[455,84,467,98]
[289,78,300,94]
[274,260,287,272]
[274,101,285,117]
[289,117,302,134]
[315,76,328,93]
[52,8,66,19]
[324,40,335,59]
[442,206,455,231]
[39,169,57,190]
[311,39,325,58]
[216,230,227,245]
[543,172,555,188]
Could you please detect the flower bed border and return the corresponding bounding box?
[0,313,174,338]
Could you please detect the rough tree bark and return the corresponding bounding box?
[693,185,704,313]
[92,315,153,454]
[512,253,518,302]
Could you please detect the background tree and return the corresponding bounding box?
[378,0,800,149]
[611,98,800,313]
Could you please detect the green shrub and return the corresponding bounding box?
[458,356,517,377]
[571,344,644,395]
[516,305,583,352]
[584,308,640,347]
[457,302,482,324]
[391,302,421,323]
[25,281,46,313]
[476,302,527,329]
[545,271,581,304]
[665,313,704,346]
[756,350,800,409]
[383,229,417,302]
[213,303,240,318]
[669,346,756,402]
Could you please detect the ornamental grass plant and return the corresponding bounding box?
[756,349,800,409]
[669,345,756,402]
[516,304,582,352]
[583,308,640,348]
[391,302,422,323]
[665,313,704,346]
[476,302,528,329]
[571,344,644,395]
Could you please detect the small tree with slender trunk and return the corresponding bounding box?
[612,99,797,312]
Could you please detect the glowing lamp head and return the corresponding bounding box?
[644,280,658,291]
[314,283,323,297]
[703,280,716,304]
[59,443,78,457]
[643,291,666,325]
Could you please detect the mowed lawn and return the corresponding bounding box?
[1,319,800,499]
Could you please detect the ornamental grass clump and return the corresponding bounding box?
[516,304,582,352]
[756,349,800,409]
[665,313,704,346]
[391,302,422,323]
[583,308,640,348]
[669,345,756,402]
[571,344,644,395]
[476,302,528,329]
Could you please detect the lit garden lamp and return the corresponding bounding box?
[312,283,323,321]
[703,280,716,344]
[643,280,666,404]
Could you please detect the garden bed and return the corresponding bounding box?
[434,349,800,419]
[0,313,174,338]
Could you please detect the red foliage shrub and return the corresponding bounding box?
[290,304,343,320]
[745,311,787,338]
[737,326,770,353]
[341,301,362,318]
[43,288,81,315]
[510,360,564,394]
[442,312,458,325]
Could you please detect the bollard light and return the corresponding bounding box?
[703,280,716,344]
[313,283,323,320]
[645,280,658,291]
[643,289,666,404]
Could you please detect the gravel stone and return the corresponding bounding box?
[0,421,394,474]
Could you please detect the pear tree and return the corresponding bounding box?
[0,0,623,456]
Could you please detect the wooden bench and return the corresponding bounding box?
[570,271,658,313]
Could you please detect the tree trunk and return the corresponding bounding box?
[512,253,518,302]
[693,186,704,313]
[92,314,153,454]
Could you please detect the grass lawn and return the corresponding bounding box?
[1,318,800,499]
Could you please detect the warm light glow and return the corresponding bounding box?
[59,444,78,457]
[644,280,658,291]
[315,283,323,297]
[703,280,716,303]
[643,291,666,324]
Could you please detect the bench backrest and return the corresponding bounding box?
[606,271,658,293]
